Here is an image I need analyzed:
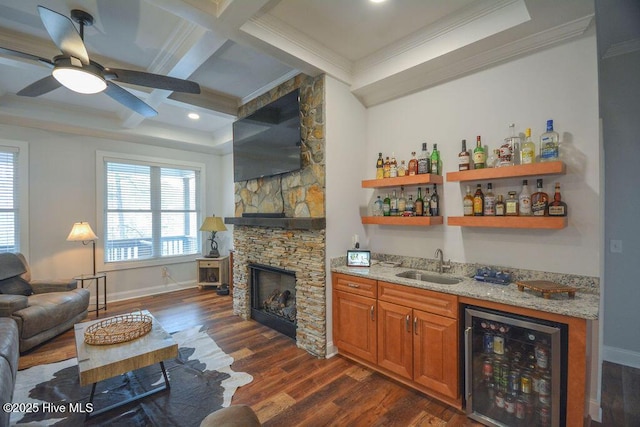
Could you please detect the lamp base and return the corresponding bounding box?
[204,249,221,258]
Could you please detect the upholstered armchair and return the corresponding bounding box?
[0,253,90,352]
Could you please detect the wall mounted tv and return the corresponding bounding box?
[233,89,302,182]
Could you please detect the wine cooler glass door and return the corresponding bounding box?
[464,307,562,427]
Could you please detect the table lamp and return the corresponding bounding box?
[67,221,98,275]
[199,215,227,258]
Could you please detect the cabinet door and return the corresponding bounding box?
[413,310,459,399]
[377,300,413,379]
[333,290,377,364]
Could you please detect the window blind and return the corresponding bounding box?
[105,160,200,262]
[0,148,19,253]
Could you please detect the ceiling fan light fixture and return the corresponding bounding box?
[52,65,106,94]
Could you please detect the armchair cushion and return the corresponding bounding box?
[30,280,77,294]
[0,295,28,317]
[0,276,33,296]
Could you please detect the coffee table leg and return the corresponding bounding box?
[85,362,172,419]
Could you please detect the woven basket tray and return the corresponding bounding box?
[84,311,152,345]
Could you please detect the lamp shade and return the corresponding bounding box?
[67,222,98,242]
[199,216,227,232]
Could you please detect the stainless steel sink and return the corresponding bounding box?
[395,270,462,285]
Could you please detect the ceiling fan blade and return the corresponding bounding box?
[104,82,157,117]
[37,6,89,65]
[16,75,61,97]
[0,46,54,68]
[105,68,201,94]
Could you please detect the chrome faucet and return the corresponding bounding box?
[434,248,451,274]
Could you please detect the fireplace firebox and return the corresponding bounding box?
[249,263,296,339]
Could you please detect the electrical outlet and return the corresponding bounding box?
[610,239,623,254]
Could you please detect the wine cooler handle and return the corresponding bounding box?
[464,326,472,399]
[405,315,410,333]
[370,305,375,321]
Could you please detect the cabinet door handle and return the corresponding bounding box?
[370,305,375,321]
[464,327,472,399]
[347,283,360,288]
[405,314,411,333]
[414,317,418,335]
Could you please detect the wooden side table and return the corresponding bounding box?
[75,273,107,317]
[196,256,229,289]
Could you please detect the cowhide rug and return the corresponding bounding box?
[10,325,253,426]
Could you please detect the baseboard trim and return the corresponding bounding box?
[603,345,640,370]
[87,280,197,306]
[589,398,602,422]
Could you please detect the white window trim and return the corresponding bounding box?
[96,150,206,272]
[0,139,29,256]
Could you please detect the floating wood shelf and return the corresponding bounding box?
[362,174,443,188]
[447,216,567,229]
[446,161,565,182]
[362,216,443,226]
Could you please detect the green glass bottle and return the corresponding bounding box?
[430,143,441,175]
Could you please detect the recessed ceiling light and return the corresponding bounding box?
[370,0,387,3]
[188,112,200,120]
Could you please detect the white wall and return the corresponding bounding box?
[364,36,600,277]
[0,123,224,302]
[325,75,368,352]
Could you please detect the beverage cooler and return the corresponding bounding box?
[464,306,568,427]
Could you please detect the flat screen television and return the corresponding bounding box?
[233,89,302,182]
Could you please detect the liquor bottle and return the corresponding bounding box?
[405,195,415,216]
[505,191,519,216]
[484,183,496,216]
[415,187,424,216]
[397,186,407,213]
[408,152,418,176]
[398,160,406,177]
[499,124,517,167]
[473,184,484,216]
[458,139,470,171]
[487,149,499,168]
[424,188,431,216]
[548,182,568,216]
[463,185,474,216]
[539,119,559,162]
[390,189,398,216]
[372,195,383,216]
[430,184,439,216]
[376,152,384,179]
[383,156,391,178]
[531,178,549,216]
[519,180,532,216]
[417,143,431,174]
[521,128,536,164]
[495,195,505,216]
[473,136,486,169]
[430,144,441,175]
[383,193,391,216]
[390,153,398,177]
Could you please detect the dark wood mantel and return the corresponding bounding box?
[224,217,326,230]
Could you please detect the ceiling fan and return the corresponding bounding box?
[0,5,201,117]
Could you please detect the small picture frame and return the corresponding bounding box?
[346,250,371,267]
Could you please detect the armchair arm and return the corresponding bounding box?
[0,294,28,317]
[29,279,77,294]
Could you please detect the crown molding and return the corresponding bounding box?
[602,37,640,59]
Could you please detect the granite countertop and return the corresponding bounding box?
[331,263,599,320]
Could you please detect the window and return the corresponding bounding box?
[0,142,27,254]
[102,156,202,264]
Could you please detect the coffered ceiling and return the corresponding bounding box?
[0,0,595,154]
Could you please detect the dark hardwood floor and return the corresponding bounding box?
[19,288,482,426]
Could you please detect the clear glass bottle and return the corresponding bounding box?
[499,123,518,167]
[487,149,500,168]
[424,187,431,216]
[463,185,474,216]
[458,139,470,171]
[473,184,484,216]
[390,153,398,177]
[390,189,398,216]
[405,194,415,216]
[495,194,505,216]
[505,191,519,216]
[408,152,418,176]
[383,193,391,216]
[521,128,536,164]
[531,178,549,216]
[484,183,496,216]
[548,182,568,216]
[415,187,424,216]
[372,195,383,216]
[397,186,407,213]
[473,135,486,169]
[376,152,384,179]
[383,156,391,178]
[430,144,441,175]
[519,179,532,216]
[417,143,430,174]
[539,119,559,162]
[430,184,439,216]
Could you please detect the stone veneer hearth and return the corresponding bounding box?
[230,73,326,358]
